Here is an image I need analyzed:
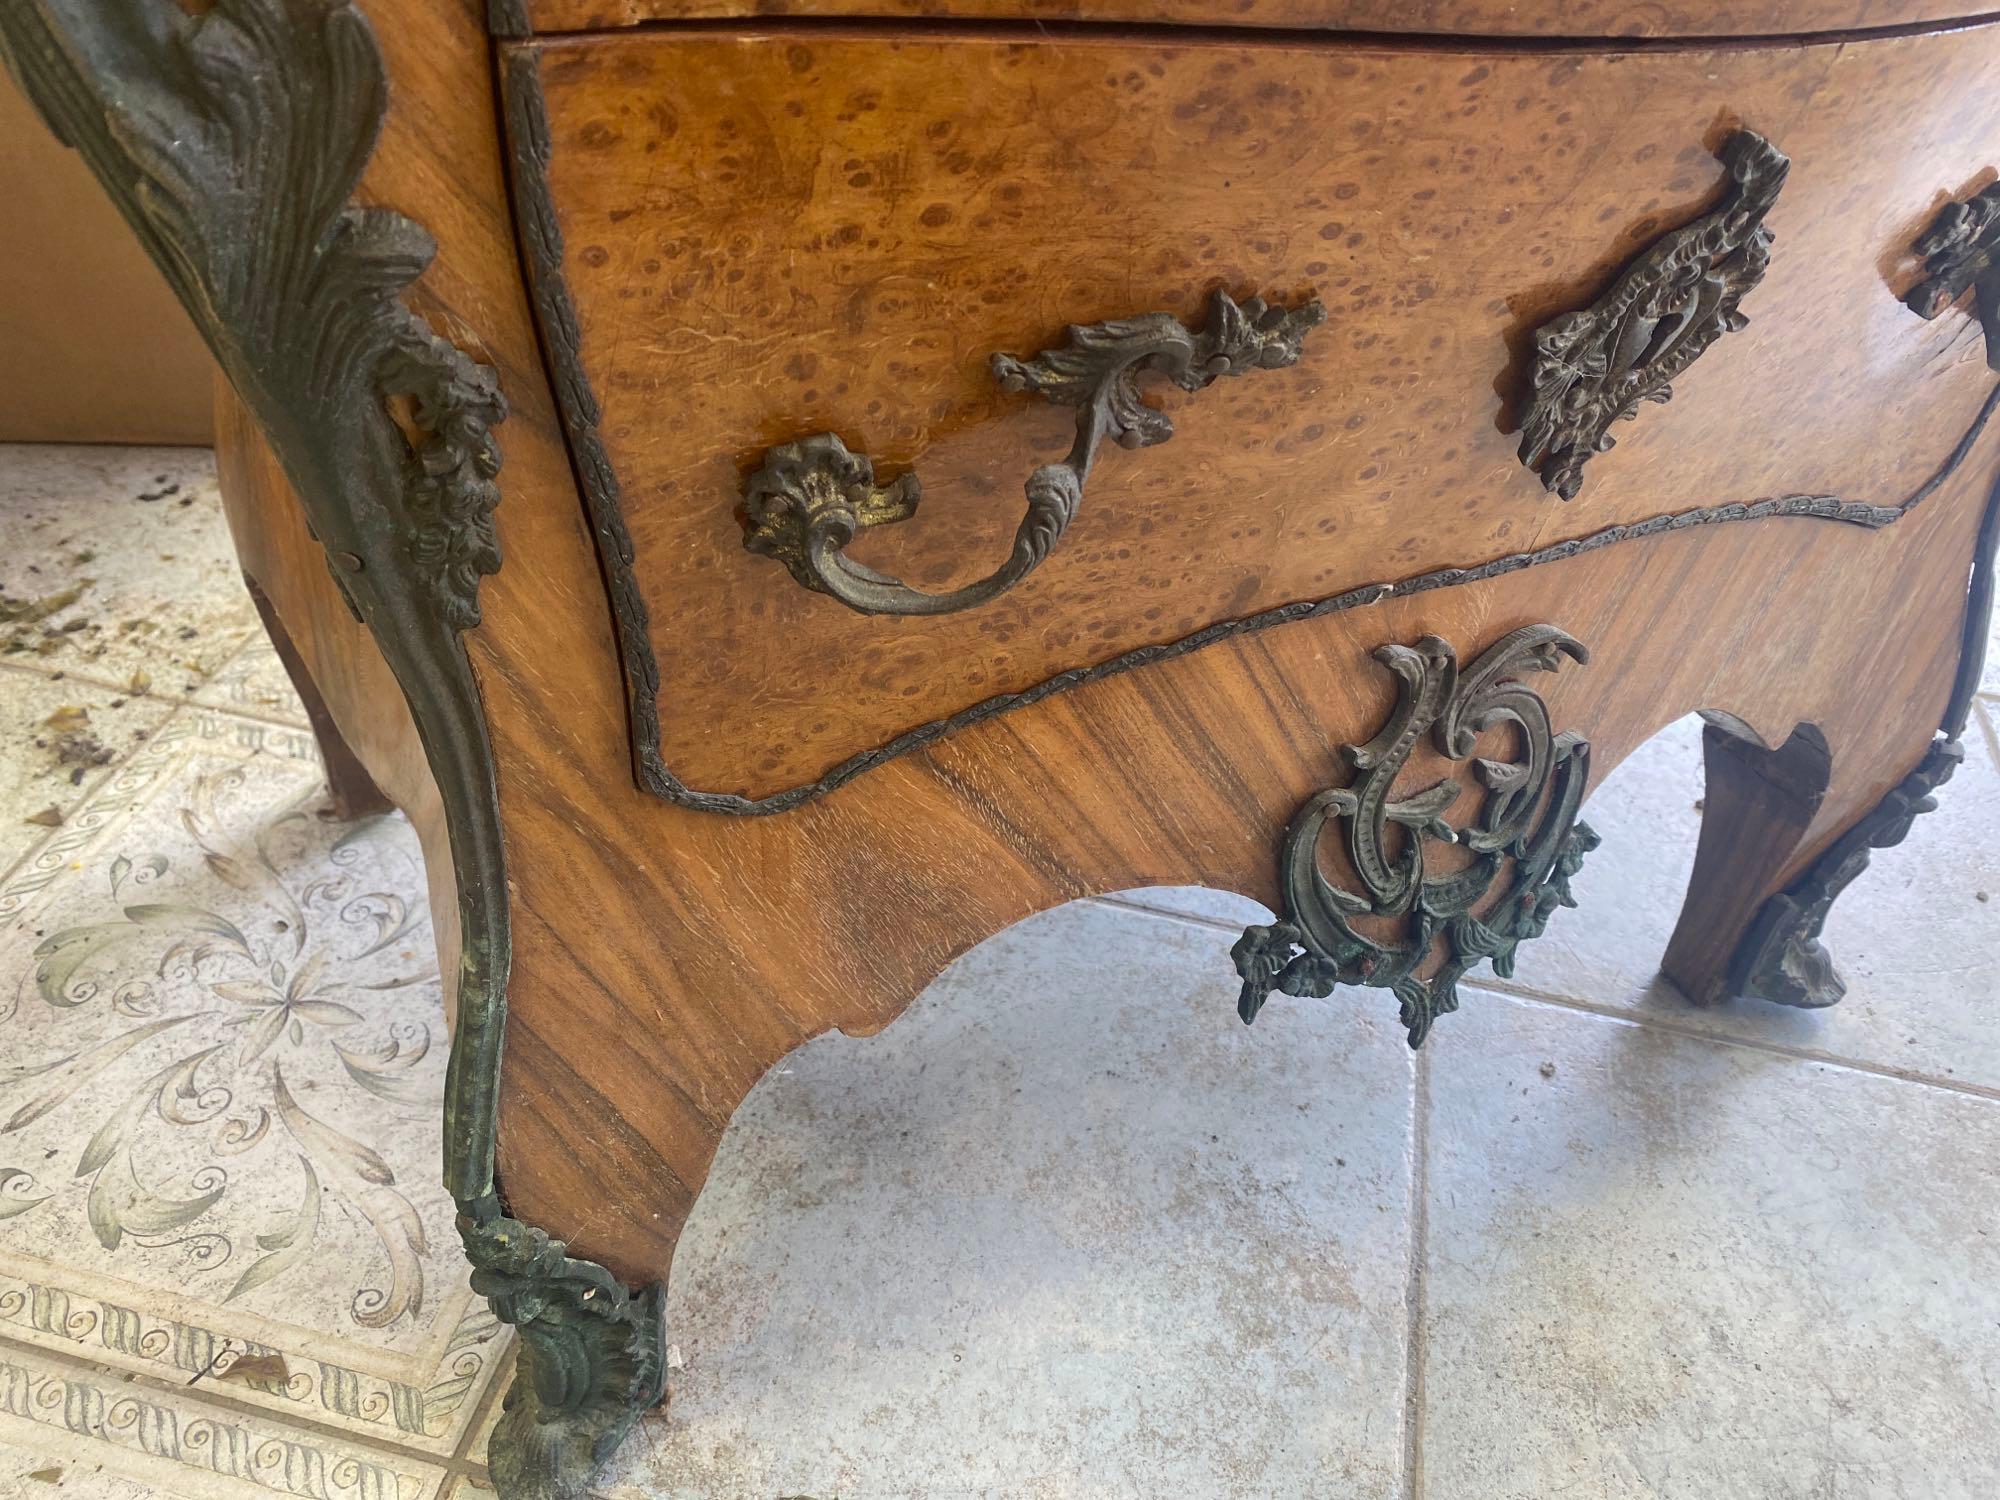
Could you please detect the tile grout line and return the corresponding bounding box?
[1477,973,2000,1103]
[0,1326,487,1479]
[194,697,318,735]
[198,619,263,679]
[1087,896,2000,1105]
[0,690,197,894]
[448,1341,513,1475]
[0,627,294,894]
[1,693,344,915]
[1399,1043,1432,1500]
[169,625,322,735]
[0,631,254,702]
[0,656,133,695]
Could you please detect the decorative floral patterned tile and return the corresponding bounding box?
[2,715,207,929]
[0,706,506,1459]
[0,666,176,881]
[0,1343,450,1500]
[0,448,258,695]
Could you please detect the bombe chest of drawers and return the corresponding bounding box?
[10,0,2000,1491]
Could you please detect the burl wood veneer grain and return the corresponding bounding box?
[223,0,2000,1305]
[519,0,1992,44]
[514,24,2000,800]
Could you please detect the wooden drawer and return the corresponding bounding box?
[509,0,1993,41]
[502,24,2000,809]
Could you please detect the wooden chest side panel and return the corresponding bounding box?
[491,443,2000,1286]
[515,26,2000,803]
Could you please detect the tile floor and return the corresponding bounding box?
[0,445,1995,1500]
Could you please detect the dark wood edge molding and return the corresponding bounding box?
[490,0,534,38]
[494,0,540,39]
[502,47,677,810]
[0,5,661,1497]
[487,9,2000,50]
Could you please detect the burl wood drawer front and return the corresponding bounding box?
[515,0,1990,42]
[505,26,2000,808]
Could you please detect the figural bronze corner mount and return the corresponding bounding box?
[1905,180,2000,371]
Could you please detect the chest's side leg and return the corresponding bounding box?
[1664,719,1835,1006]
[1666,478,2000,1011]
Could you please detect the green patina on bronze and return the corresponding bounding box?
[1517,130,1790,501]
[1233,625,1599,1048]
[0,3,663,1496]
[1905,181,2000,372]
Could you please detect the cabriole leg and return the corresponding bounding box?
[1663,716,1832,1006]
[1665,715,1970,1011]
[242,572,393,820]
[1722,738,1965,1009]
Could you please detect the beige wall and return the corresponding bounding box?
[0,70,214,446]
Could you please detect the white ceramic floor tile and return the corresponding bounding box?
[0,665,176,878]
[0,1428,165,1500]
[0,705,506,1458]
[190,639,310,731]
[602,901,1417,1500]
[0,1343,450,1500]
[1982,598,2000,699]
[1422,987,2000,1500]
[1503,711,2000,1090]
[0,447,257,694]
[1097,885,1274,929]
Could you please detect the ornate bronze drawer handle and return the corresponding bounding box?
[739,289,1325,617]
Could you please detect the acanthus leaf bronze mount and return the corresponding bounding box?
[1233,624,1600,1049]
